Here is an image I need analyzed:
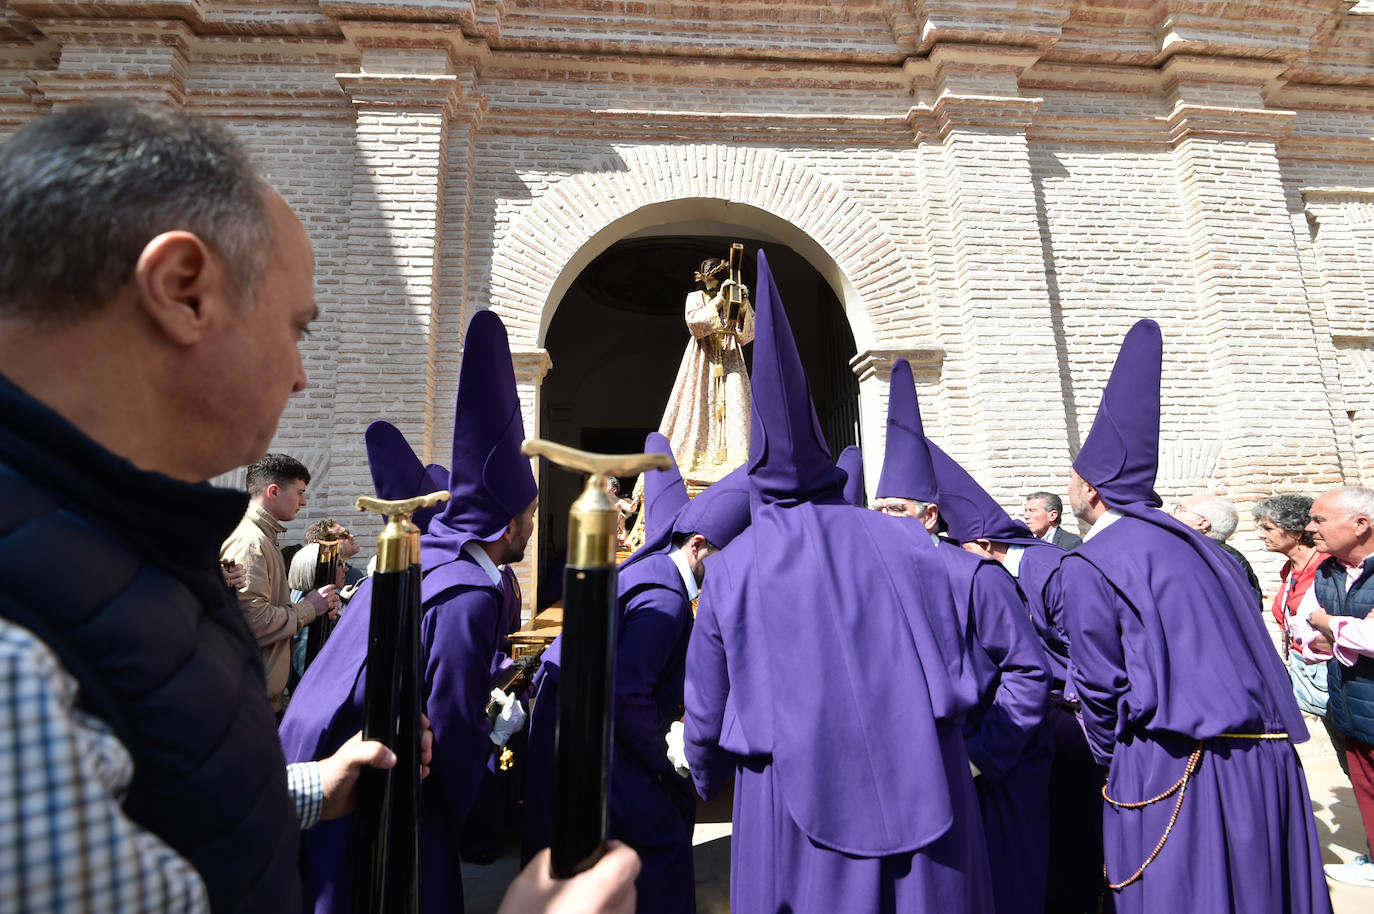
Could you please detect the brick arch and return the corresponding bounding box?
[488,145,931,352]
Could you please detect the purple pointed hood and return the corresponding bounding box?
[875,358,938,503]
[621,462,751,571]
[836,445,866,508]
[425,310,538,559]
[1072,319,1162,509]
[642,432,688,546]
[364,420,448,534]
[747,249,846,510]
[927,439,1040,547]
[673,463,751,548]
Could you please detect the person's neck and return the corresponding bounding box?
[0,308,198,481]
[249,497,286,523]
[478,538,508,568]
[1283,542,1316,569]
[1077,504,1107,527]
[1335,541,1374,570]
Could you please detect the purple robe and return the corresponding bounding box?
[684,507,996,914]
[523,552,697,913]
[1009,541,1107,913]
[459,563,525,862]
[279,551,508,914]
[934,540,1052,914]
[1063,513,1332,914]
[521,638,559,866]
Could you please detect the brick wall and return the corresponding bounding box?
[2,1,1374,604]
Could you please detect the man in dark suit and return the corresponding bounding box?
[1024,491,1082,549]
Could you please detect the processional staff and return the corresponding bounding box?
[351,490,450,914]
[521,439,671,878]
[303,536,341,668]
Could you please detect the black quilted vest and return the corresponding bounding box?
[0,372,301,913]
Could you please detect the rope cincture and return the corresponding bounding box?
[1101,731,1290,892]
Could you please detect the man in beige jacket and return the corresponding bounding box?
[222,452,337,710]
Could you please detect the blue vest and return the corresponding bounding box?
[1314,555,1374,745]
[0,373,301,914]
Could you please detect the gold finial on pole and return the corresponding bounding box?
[355,491,451,573]
[521,439,671,567]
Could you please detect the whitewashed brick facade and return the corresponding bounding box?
[4,0,1374,602]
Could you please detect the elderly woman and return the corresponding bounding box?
[1253,494,1326,716]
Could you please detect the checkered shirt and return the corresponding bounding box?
[0,618,325,911]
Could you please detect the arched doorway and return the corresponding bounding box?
[534,231,859,608]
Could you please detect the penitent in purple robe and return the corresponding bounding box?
[280,558,509,914]
[605,553,699,914]
[683,250,995,914]
[524,566,697,894]
[935,541,1053,914]
[279,310,538,914]
[524,460,750,914]
[877,365,1050,914]
[926,438,1101,913]
[1064,319,1330,914]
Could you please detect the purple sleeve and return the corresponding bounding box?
[614,586,688,779]
[964,566,1050,779]
[421,586,500,829]
[1060,556,1128,766]
[683,569,738,801]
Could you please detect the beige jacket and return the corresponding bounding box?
[221,500,317,710]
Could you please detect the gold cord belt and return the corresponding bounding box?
[1101,732,1289,891]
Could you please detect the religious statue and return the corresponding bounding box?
[656,246,755,488]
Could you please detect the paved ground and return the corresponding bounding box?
[463,719,1371,912]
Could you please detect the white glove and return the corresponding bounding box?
[488,688,528,748]
[665,720,690,778]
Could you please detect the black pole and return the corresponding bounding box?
[385,560,423,912]
[351,567,406,913]
[549,563,618,877]
[304,540,340,668]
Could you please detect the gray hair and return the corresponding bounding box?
[0,100,271,325]
[1185,493,1239,541]
[288,543,320,593]
[1252,494,1314,546]
[1025,491,1062,521]
[1332,487,1374,523]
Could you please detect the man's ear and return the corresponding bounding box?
[265,482,280,501]
[133,230,227,346]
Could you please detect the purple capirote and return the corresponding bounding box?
[875,357,938,504]
[683,248,995,914]
[836,444,866,507]
[424,308,538,571]
[618,432,690,571]
[364,419,448,533]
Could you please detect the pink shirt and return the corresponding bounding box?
[1293,559,1374,665]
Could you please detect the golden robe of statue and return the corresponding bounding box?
[657,263,755,488]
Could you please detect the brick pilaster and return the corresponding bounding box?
[909,44,1071,503]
